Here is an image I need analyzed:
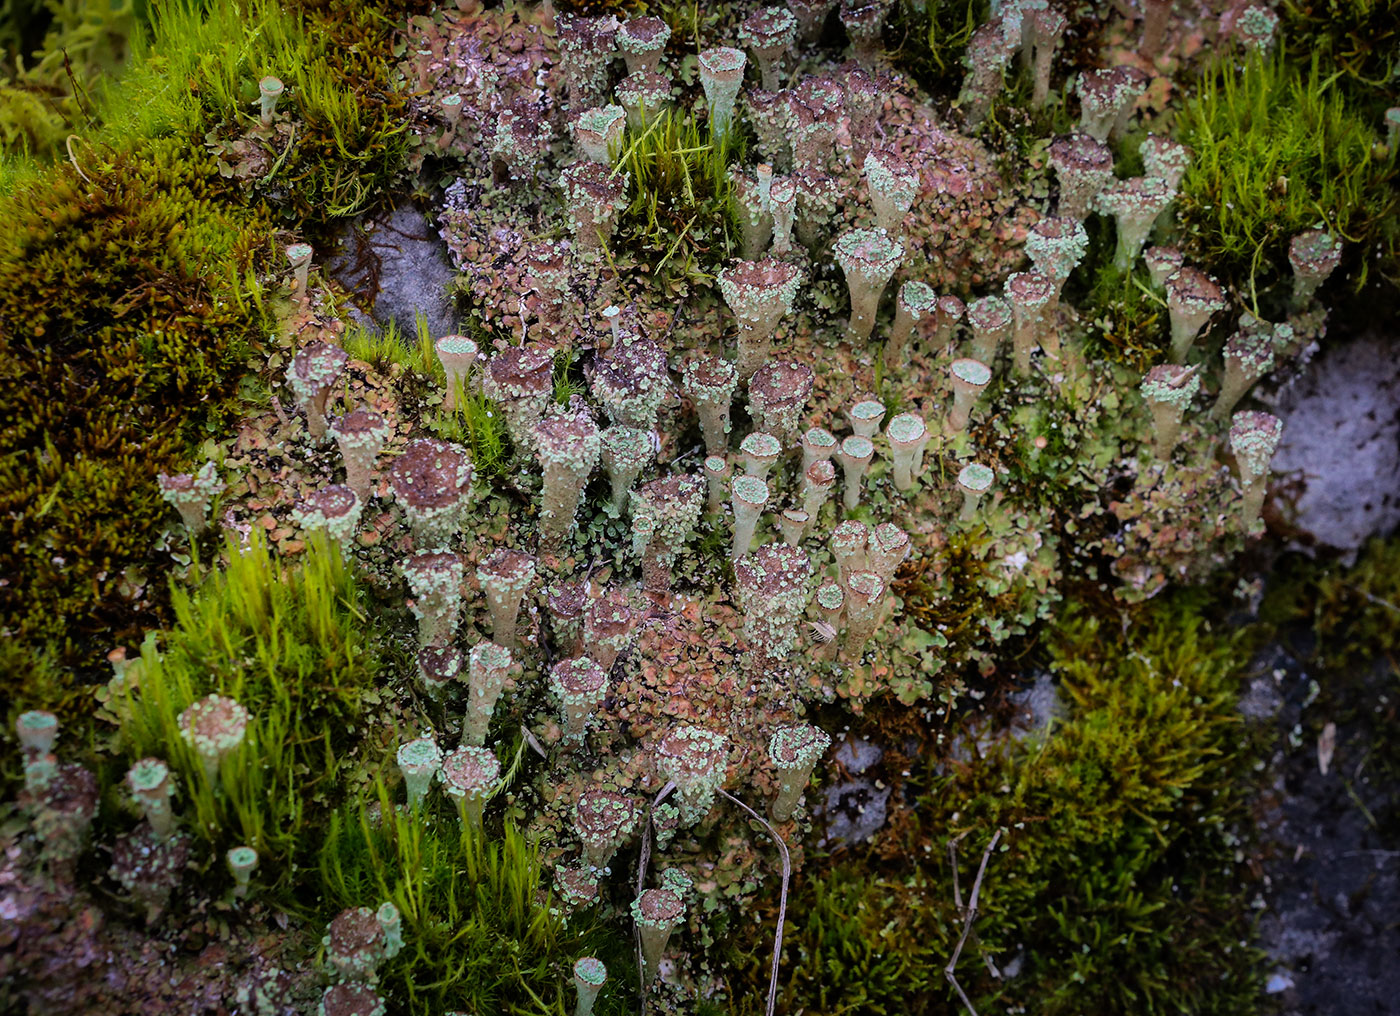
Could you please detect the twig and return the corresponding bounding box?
[945,828,1003,1016]
[719,788,792,1016]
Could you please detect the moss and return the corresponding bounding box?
[726,595,1266,1015]
[318,779,638,1015]
[0,134,273,683]
[888,0,985,97]
[1176,50,1398,304]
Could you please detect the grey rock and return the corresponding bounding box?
[833,736,883,774]
[1264,333,1400,555]
[326,205,459,341]
[818,778,891,847]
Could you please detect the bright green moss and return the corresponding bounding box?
[727,595,1266,1015]
[0,134,273,680]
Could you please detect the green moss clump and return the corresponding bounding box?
[0,135,272,683]
[726,596,1265,1015]
[1176,51,1398,302]
[118,533,380,890]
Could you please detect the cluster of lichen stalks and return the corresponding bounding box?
[134,0,1348,1007]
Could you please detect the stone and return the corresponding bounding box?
[327,204,459,340]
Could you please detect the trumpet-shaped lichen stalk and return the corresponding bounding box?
[698,47,747,139]
[681,355,740,456]
[484,345,556,450]
[554,866,601,916]
[835,228,904,342]
[745,88,792,170]
[868,522,911,584]
[965,294,1013,365]
[948,359,991,432]
[332,407,390,504]
[571,105,626,164]
[740,7,798,90]
[813,580,844,659]
[800,458,836,521]
[616,71,672,132]
[1288,229,1342,309]
[227,846,257,898]
[573,789,642,871]
[319,983,386,1016]
[739,432,783,481]
[126,758,175,840]
[769,724,831,822]
[788,79,839,172]
[1230,411,1283,531]
[885,413,930,491]
[1006,271,1056,372]
[730,474,770,559]
[547,581,587,658]
[573,957,607,1016]
[323,903,402,982]
[793,168,839,249]
[618,16,670,74]
[749,360,815,443]
[1025,216,1088,316]
[535,409,601,552]
[864,149,919,236]
[492,100,553,186]
[885,281,938,366]
[1139,0,1173,56]
[591,337,671,430]
[476,549,536,649]
[292,485,362,552]
[157,461,224,536]
[600,426,653,517]
[959,17,1015,127]
[703,455,730,514]
[734,543,812,664]
[16,709,57,756]
[1238,4,1279,50]
[957,462,995,521]
[435,334,479,412]
[388,438,473,548]
[402,550,465,648]
[731,165,774,260]
[843,65,880,167]
[559,162,630,254]
[439,745,499,830]
[287,341,349,442]
[1211,323,1276,420]
[830,519,869,585]
[1143,245,1184,288]
[632,886,686,986]
[717,259,804,379]
[768,176,797,255]
[778,508,810,546]
[417,644,464,700]
[841,570,885,657]
[932,295,966,346]
[1140,364,1201,460]
[790,0,838,42]
[846,399,886,438]
[556,13,620,110]
[286,242,312,300]
[630,474,703,593]
[1140,134,1193,190]
[550,657,609,743]
[841,0,889,67]
[464,642,513,746]
[108,825,188,924]
[837,435,875,510]
[397,736,441,809]
[1164,268,1226,363]
[1076,65,1147,141]
[179,694,249,785]
[1027,6,1067,106]
[656,725,729,826]
[1048,131,1113,222]
[800,427,837,474]
[1096,176,1174,271]
[584,587,638,671]
[259,76,284,126]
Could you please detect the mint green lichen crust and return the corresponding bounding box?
[284,242,311,267]
[375,901,403,960]
[397,736,442,809]
[769,724,832,821]
[574,956,607,986]
[16,710,58,754]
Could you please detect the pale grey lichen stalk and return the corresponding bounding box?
[886,281,939,366]
[388,439,473,548]
[965,294,1013,365]
[397,736,442,809]
[285,242,312,300]
[739,6,797,91]
[439,745,499,830]
[834,227,904,342]
[768,724,831,822]
[1230,411,1283,532]
[571,105,626,164]
[1288,229,1342,309]
[948,358,991,432]
[417,644,464,700]
[656,725,729,827]
[292,485,362,552]
[434,334,479,412]
[632,886,686,987]
[158,461,224,536]
[704,455,730,514]
[1096,176,1174,271]
[287,341,349,443]
[483,345,555,451]
[178,694,249,785]
[476,549,536,650]
[837,435,875,510]
[1006,271,1056,373]
[734,543,812,664]
[1025,216,1089,316]
[402,550,465,648]
[800,459,837,521]
[583,588,638,672]
[748,360,815,442]
[740,432,783,481]
[885,413,930,491]
[846,398,886,439]
[600,426,653,517]
[698,46,747,139]
[572,957,608,1016]
[227,846,258,898]
[332,408,390,504]
[841,570,886,658]
[573,789,642,871]
[126,757,175,840]
[463,642,513,747]
[559,162,630,254]
[800,426,838,475]
[259,76,284,127]
[717,259,804,379]
[957,462,995,522]
[1164,268,1226,363]
[1049,131,1113,222]
[1140,364,1201,460]
[864,149,919,236]
[630,474,703,593]
[682,355,740,457]
[550,657,609,743]
[730,474,770,560]
[534,409,601,552]
[617,16,670,74]
[1211,322,1276,420]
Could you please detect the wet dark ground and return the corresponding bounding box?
[1244,641,1400,1014]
